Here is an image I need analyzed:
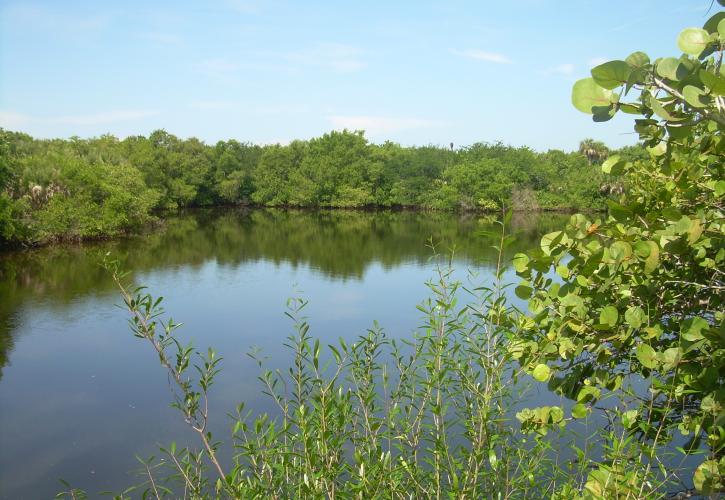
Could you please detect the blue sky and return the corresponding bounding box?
[0,0,717,151]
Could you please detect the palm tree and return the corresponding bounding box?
[578,138,609,165]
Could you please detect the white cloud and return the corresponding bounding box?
[544,63,575,76]
[327,115,440,136]
[0,110,158,128]
[452,49,512,64]
[0,111,33,129]
[287,44,366,73]
[3,4,110,35]
[52,110,158,125]
[588,57,609,68]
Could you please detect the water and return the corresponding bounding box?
[0,208,567,498]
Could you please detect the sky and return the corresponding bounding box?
[0,0,718,151]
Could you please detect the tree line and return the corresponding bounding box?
[0,128,644,245]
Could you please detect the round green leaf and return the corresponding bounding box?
[624,306,646,329]
[677,28,709,56]
[592,104,617,122]
[636,344,657,369]
[704,12,725,34]
[693,460,719,493]
[635,241,659,274]
[681,317,708,341]
[719,18,725,39]
[515,284,533,300]
[625,51,650,68]
[571,403,588,419]
[572,78,614,114]
[610,241,632,261]
[683,85,708,108]
[512,253,529,273]
[591,60,632,89]
[667,123,694,140]
[647,142,667,157]
[715,180,725,197]
[577,386,601,403]
[644,248,659,274]
[633,241,651,258]
[699,69,725,95]
[649,97,679,121]
[601,154,623,174]
[660,347,682,371]
[532,364,551,382]
[673,215,692,235]
[656,57,684,81]
[555,264,569,279]
[599,306,619,328]
[540,231,563,255]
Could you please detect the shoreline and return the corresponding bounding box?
[0,204,601,252]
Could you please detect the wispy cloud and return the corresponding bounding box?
[0,111,32,129]
[2,4,110,36]
[452,49,512,64]
[327,115,440,136]
[544,63,575,76]
[53,110,158,126]
[286,44,366,73]
[0,110,158,128]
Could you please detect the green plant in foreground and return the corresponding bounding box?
[86,218,578,499]
[517,8,725,496]
[61,205,706,498]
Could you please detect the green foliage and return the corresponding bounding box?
[212,140,261,204]
[251,141,307,206]
[97,225,575,498]
[0,127,634,245]
[0,130,26,242]
[511,13,725,494]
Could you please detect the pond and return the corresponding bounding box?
[0,208,568,499]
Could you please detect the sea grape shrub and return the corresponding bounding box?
[515,10,725,495]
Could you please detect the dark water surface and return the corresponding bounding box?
[0,208,567,499]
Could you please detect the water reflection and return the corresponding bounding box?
[0,209,567,377]
[0,207,566,317]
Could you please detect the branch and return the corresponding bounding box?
[653,77,725,126]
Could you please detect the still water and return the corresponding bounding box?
[0,208,566,498]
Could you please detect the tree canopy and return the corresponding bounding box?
[0,129,637,245]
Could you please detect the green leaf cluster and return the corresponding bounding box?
[518,12,725,493]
